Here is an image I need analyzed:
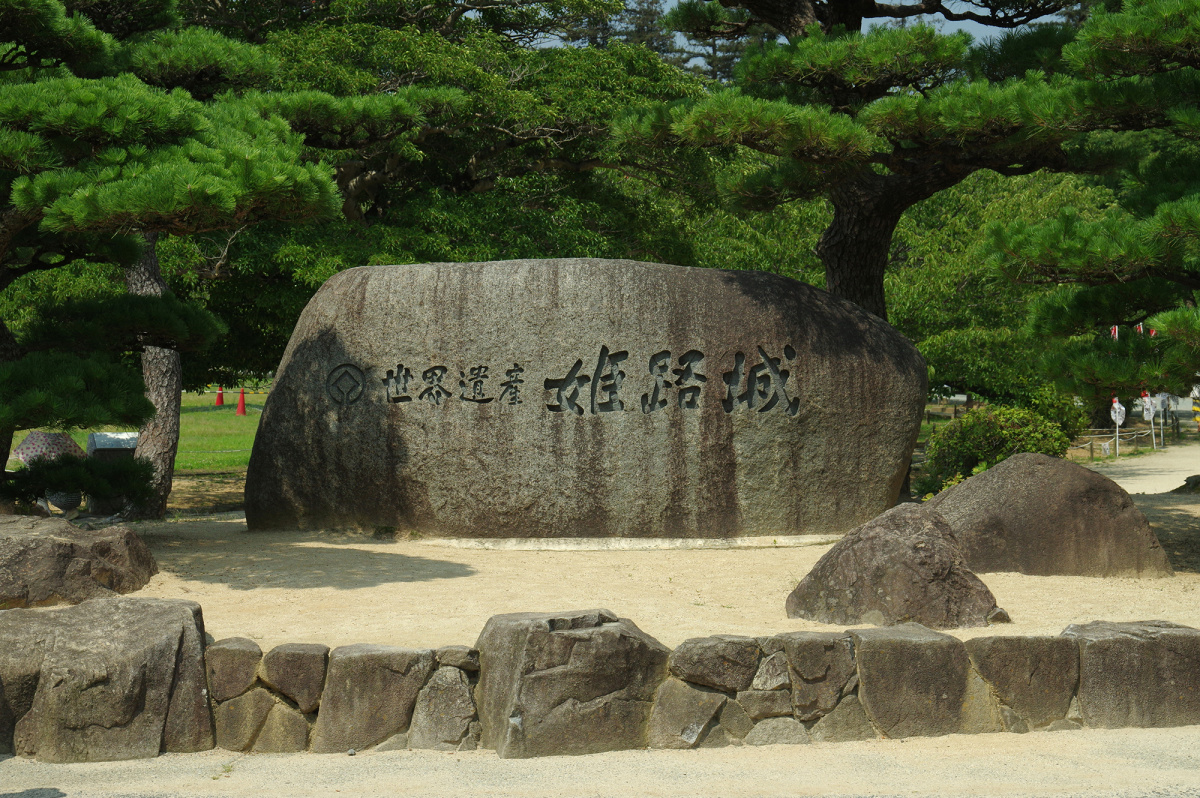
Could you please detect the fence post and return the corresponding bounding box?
[1089,438,1094,459]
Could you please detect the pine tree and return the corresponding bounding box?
[615,0,1200,320]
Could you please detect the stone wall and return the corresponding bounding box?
[4,600,1199,762]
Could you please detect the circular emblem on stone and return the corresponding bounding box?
[326,364,365,405]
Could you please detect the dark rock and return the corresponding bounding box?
[436,645,480,672]
[475,609,669,758]
[206,638,262,703]
[214,687,274,752]
[743,717,809,746]
[736,690,794,721]
[0,516,158,609]
[778,632,856,721]
[245,259,927,538]
[0,597,213,762]
[647,678,726,749]
[310,645,435,753]
[965,636,1078,729]
[260,643,328,714]
[718,698,754,740]
[750,651,790,691]
[927,453,1173,578]
[785,504,1003,629]
[254,703,310,753]
[408,666,477,750]
[850,624,970,739]
[1063,620,1200,728]
[959,668,1003,734]
[669,635,761,693]
[809,695,878,742]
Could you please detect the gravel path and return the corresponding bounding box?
[1084,439,1200,494]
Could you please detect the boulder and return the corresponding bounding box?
[1063,620,1200,728]
[750,651,790,691]
[809,695,878,742]
[778,632,856,721]
[965,636,1078,729]
[785,504,1004,629]
[0,516,157,609]
[253,703,310,753]
[435,645,480,672]
[206,638,262,703]
[718,699,754,740]
[309,645,435,753]
[260,643,328,714]
[474,609,669,758]
[647,678,727,749]
[743,716,809,746]
[214,687,274,752]
[408,666,477,750]
[0,597,212,762]
[736,690,794,721]
[668,635,761,693]
[850,624,970,739]
[927,453,1173,577]
[245,259,926,538]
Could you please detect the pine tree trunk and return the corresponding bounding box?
[815,184,907,321]
[0,319,19,513]
[125,233,182,519]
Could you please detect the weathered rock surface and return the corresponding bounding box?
[647,678,727,749]
[965,636,1078,729]
[850,624,970,739]
[718,699,754,740]
[206,638,262,703]
[245,259,926,538]
[475,609,669,758]
[750,651,790,691]
[436,645,480,672]
[310,645,435,753]
[1063,620,1200,728]
[785,505,1003,629]
[214,687,274,752]
[408,666,477,750]
[736,690,793,721]
[927,453,1173,578]
[778,632,856,721]
[743,716,809,746]
[669,635,761,693]
[809,695,878,742]
[0,516,157,609]
[254,702,310,753]
[260,643,328,714]
[0,597,212,762]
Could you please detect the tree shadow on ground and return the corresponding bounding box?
[138,530,476,590]
[1135,494,1200,574]
[0,790,67,798]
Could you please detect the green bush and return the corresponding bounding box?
[916,405,1070,495]
[0,454,155,508]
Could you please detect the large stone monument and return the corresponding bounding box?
[245,259,925,537]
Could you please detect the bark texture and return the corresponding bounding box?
[124,233,182,519]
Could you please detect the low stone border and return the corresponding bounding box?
[3,600,1200,761]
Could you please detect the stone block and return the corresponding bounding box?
[475,609,669,758]
[260,643,328,714]
[214,687,274,752]
[809,695,878,742]
[736,690,794,721]
[750,651,790,691]
[850,624,969,739]
[647,678,726,749]
[206,638,262,703]
[669,635,761,693]
[779,632,856,721]
[718,697,754,740]
[253,703,310,753]
[959,668,1003,734]
[743,717,809,746]
[0,597,213,762]
[436,646,480,672]
[245,260,927,539]
[1063,621,1200,728]
[310,645,435,753]
[408,666,477,750]
[965,636,1078,729]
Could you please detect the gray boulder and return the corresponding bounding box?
[965,636,1078,729]
[809,695,878,742]
[647,678,727,749]
[309,645,435,753]
[668,635,761,693]
[260,643,328,714]
[408,666,477,750]
[0,597,212,762]
[750,651,790,691]
[475,609,669,758]
[927,453,1173,577]
[435,645,480,672]
[743,716,809,746]
[778,632,856,721]
[785,504,1004,629]
[850,624,970,739]
[0,516,158,609]
[736,690,793,721]
[254,703,310,753]
[245,259,926,538]
[206,637,262,703]
[214,687,274,752]
[1063,620,1200,728]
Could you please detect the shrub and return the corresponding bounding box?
[917,405,1070,495]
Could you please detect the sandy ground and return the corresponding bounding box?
[5,444,1200,796]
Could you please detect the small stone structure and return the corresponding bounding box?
[0,515,158,609]
[245,259,926,537]
[4,598,1200,762]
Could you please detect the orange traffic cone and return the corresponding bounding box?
[236,388,247,416]
[215,386,224,406]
